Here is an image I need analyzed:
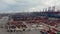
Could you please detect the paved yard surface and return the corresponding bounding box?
[0,16,43,34]
[0,28,42,34]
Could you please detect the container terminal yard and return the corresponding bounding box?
[0,7,60,34]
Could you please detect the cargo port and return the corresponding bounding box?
[0,6,60,34]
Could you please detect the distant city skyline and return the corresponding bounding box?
[0,0,60,13]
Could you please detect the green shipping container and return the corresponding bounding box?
[57,32,60,34]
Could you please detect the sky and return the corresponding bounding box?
[0,0,60,13]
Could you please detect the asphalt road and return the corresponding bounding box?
[0,16,9,27]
